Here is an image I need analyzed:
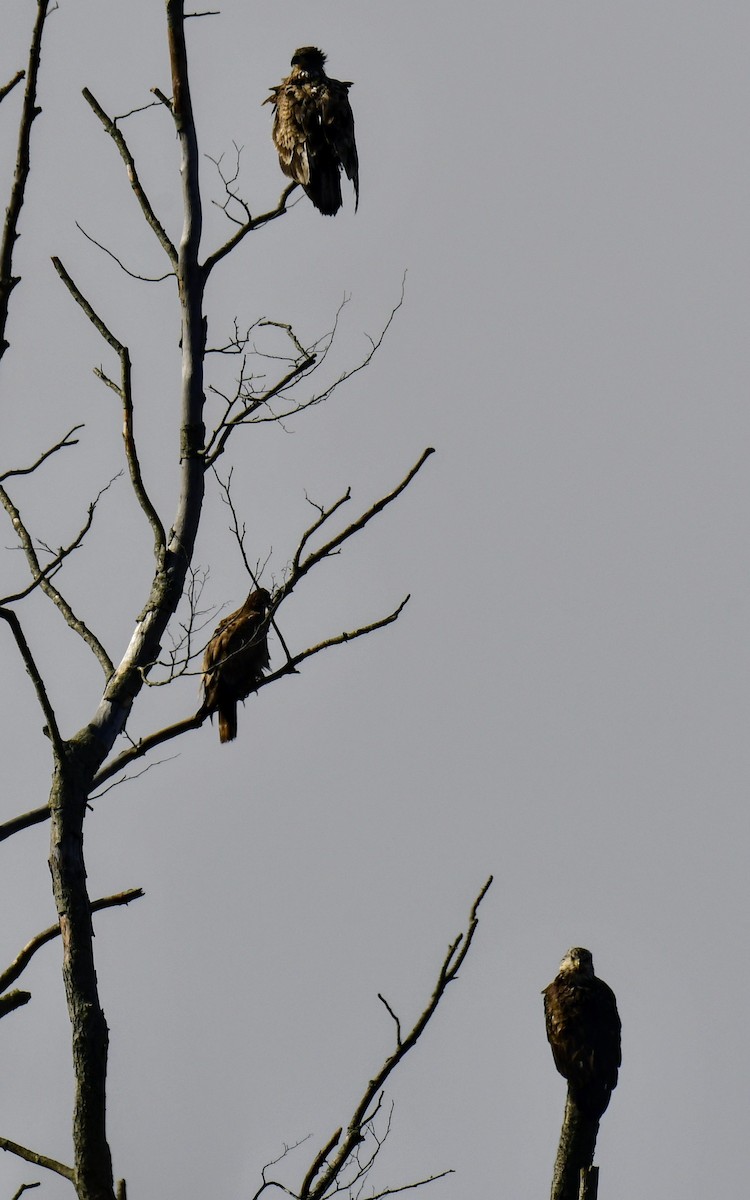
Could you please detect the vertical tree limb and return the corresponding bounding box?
[550,1094,600,1200]
[0,0,51,362]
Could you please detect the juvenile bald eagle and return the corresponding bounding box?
[264,46,359,216]
[201,588,271,744]
[542,947,622,1119]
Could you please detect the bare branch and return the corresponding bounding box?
[363,1169,455,1200]
[550,1094,600,1200]
[0,1138,74,1184]
[0,71,25,105]
[301,878,493,1200]
[0,425,83,483]
[213,468,293,662]
[0,1,52,360]
[75,221,174,283]
[203,183,296,276]
[52,256,167,554]
[0,607,64,755]
[0,803,49,844]
[0,890,144,995]
[377,994,402,1047]
[0,480,117,674]
[82,88,178,266]
[10,1182,42,1200]
[284,448,435,600]
[0,990,31,1019]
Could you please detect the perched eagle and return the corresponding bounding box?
[542,947,622,1119]
[201,588,271,744]
[264,46,359,216]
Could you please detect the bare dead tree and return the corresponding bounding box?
[0,6,469,1200]
[550,1097,601,1200]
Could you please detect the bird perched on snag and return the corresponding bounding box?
[542,947,622,1119]
[201,588,271,744]
[264,46,359,216]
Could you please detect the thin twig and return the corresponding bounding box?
[202,183,296,275]
[0,425,82,483]
[0,479,117,674]
[75,221,174,283]
[285,448,435,599]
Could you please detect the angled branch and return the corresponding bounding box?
[0,606,64,756]
[75,221,174,283]
[0,1138,74,1184]
[0,889,144,995]
[11,1183,41,1200]
[0,424,82,484]
[285,448,435,600]
[0,802,50,843]
[82,88,178,267]
[0,0,52,360]
[0,71,25,105]
[203,183,296,276]
[52,256,167,554]
[301,878,493,1200]
[89,598,409,791]
[0,481,116,675]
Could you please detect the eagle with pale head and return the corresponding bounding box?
[542,947,622,1119]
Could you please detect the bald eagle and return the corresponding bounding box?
[542,947,622,1119]
[264,46,359,216]
[201,588,271,744]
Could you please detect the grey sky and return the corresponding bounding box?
[1,3,749,1198]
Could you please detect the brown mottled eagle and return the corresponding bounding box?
[542,947,622,1119]
[264,46,359,216]
[201,588,271,744]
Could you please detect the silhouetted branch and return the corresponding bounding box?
[285,448,435,600]
[82,88,178,267]
[75,221,174,283]
[10,1182,41,1200]
[203,182,296,275]
[0,607,63,755]
[300,878,493,1200]
[0,425,82,483]
[0,71,25,105]
[0,890,144,995]
[52,256,167,555]
[0,0,52,361]
[0,479,117,675]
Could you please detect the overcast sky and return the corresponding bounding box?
[2,3,749,1199]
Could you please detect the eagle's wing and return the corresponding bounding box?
[320,80,359,208]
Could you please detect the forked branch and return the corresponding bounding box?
[52,256,167,554]
[0,480,116,675]
[82,89,178,267]
[298,878,493,1200]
